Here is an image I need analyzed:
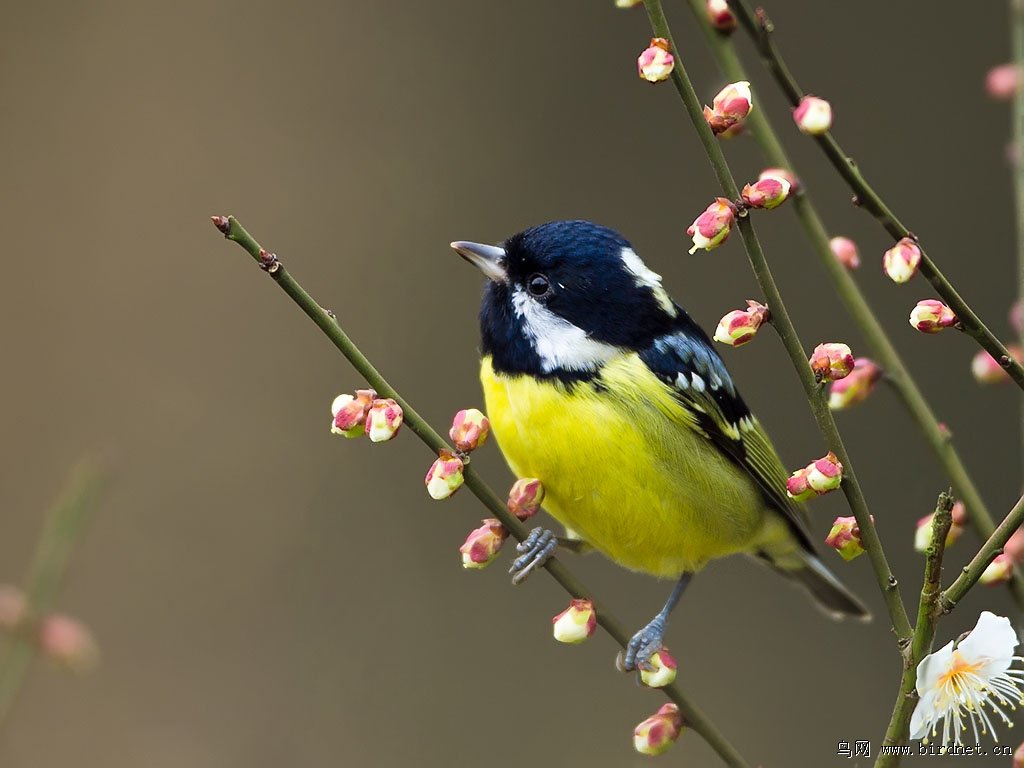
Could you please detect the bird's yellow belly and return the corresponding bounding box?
[480,356,768,577]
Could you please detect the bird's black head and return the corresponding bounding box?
[452,220,680,380]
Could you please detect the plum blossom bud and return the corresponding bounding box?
[1005,525,1024,562]
[971,348,1013,384]
[425,450,465,500]
[785,467,815,502]
[330,388,377,438]
[639,649,678,688]
[713,300,769,347]
[0,585,27,632]
[759,167,800,193]
[807,451,843,492]
[980,553,1015,586]
[1011,300,1024,335]
[914,503,968,554]
[825,516,864,561]
[687,198,736,254]
[507,478,545,521]
[987,64,1021,100]
[788,452,843,500]
[449,408,490,452]
[637,38,674,83]
[792,95,832,135]
[552,599,597,644]
[703,81,752,136]
[364,398,403,442]
[882,237,922,284]
[1015,740,1024,768]
[909,299,957,334]
[809,342,855,382]
[459,519,509,569]
[741,176,790,209]
[706,0,737,32]
[828,358,882,410]
[829,236,860,270]
[633,703,684,756]
[38,614,98,672]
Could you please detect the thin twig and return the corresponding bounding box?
[876,492,953,764]
[731,0,1024,391]
[685,0,1024,609]
[213,215,750,768]
[641,0,912,643]
[0,463,103,727]
[941,493,1024,610]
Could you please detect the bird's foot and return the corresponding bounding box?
[509,527,558,585]
[619,616,666,673]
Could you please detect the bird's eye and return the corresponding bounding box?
[527,273,551,297]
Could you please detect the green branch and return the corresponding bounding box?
[213,215,750,768]
[731,0,1024,391]
[0,463,103,727]
[877,492,953,764]
[641,0,912,643]
[684,0,1024,608]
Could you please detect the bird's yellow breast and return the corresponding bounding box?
[481,355,772,576]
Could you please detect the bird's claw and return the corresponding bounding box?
[620,616,666,673]
[509,527,557,585]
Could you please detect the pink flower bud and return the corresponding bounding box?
[364,398,403,442]
[825,516,864,561]
[687,198,736,254]
[809,342,855,382]
[785,467,815,502]
[1014,739,1024,768]
[807,451,843,492]
[330,388,377,438]
[972,349,1010,384]
[507,478,545,521]
[788,452,843,499]
[828,358,882,410]
[1012,300,1024,336]
[882,237,922,284]
[38,614,98,672]
[909,299,957,334]
[980,553,1015,586]
[829,236,860,270]
[637,38,674,83]
[1005,525,1024,562]
[449,408,490,452]
[741,176,790,210]
[552,598,597,644]
[706,0,737,32]
[987,64,1021,101]
[759,166,800,192]
[914,509,966,554]
[425,450,465,500]
[459,519,509,569]
[713,300,769,347]
[792,95,832,135]
[633,703,684,756]
[703,81,753,136]
[639,649,678,687]
[0,585,27,632]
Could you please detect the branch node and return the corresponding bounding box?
[257,248,279,272]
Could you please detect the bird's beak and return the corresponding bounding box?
[450,241,508,283]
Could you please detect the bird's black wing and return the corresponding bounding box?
[638,317,813,549]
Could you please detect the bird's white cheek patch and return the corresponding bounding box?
[620,247,677,317]
[510,288,621,373]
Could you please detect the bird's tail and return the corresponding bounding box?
[781,552,871,621]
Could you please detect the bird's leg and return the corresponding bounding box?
[509,527,559,585]
[621,573,692,672]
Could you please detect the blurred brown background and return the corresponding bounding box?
[0,1,1019,765]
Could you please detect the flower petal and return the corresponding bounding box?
[957,611,1019,677]
[915,640,954,694]
[910,689,937,739]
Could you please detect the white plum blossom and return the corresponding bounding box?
[910,611,1024,747]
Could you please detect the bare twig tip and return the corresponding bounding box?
[211,215,231,235]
